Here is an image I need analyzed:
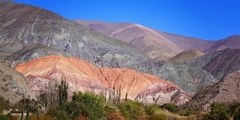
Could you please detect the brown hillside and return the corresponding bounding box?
[168,50,204,63]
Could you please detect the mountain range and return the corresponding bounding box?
[0,1,240,110]
[76,20,240,60]
[0,2,218,96]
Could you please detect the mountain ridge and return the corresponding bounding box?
[76,20,240,58]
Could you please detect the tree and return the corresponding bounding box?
[58,77,68,106]
[72,92,105,119]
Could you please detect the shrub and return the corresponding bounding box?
[0,96,9,113]
[0,115,7,120]
[0,114,18,120]
[229,102,240,120]
[145,104,160,115]
[47,107,69,120]
[118,100,146,120]
[184,108,195,116]
[204,102,230,120]
[105,105,125,120]
[161,103,176,113]
[148,114,167,120]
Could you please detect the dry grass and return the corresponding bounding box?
[155,109,197,120]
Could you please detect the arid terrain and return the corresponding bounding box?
[0,1,240,120]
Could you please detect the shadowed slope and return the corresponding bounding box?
[0,60,35,104]
[185,70,240,111]
[184,48,240,80]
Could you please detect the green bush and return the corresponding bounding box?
[184,108,195,116]
[72,92,105,119]
[145,104,160,115]
[204,102,230,120]
[47,92,106,120]
[148,114,167,120]
[0,115,7,120]
[118,100,146,120]
[0,114,18,120]
[229,102,240,120]
[161,103,176,113]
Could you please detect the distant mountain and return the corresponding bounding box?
[15,55,190,105]
[75,20,183,60]
[185,70,240,111]
[204,35,240,53]
[0,60,35,104]
[75,20,240,59]
[184,48,240,80]
[168,50,204,63]
[156,31,213,52]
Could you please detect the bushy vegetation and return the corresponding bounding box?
[0,96,9,114]
[203,102,240,120]
[1,79,240,120]
[118,100,146,120]
[161,103,176,113]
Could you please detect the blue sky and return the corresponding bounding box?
[14,0,240,40]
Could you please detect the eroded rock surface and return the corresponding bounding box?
[184,48,240,80]
[0,60,35,104]
[15,55,190,105]
[185,70,240,111]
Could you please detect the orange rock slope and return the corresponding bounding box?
[15,55,190,105]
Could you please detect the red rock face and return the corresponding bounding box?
[15,55,189,105]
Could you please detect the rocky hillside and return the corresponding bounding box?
[4,43,69,67]
[131,61,217,95]
[0,60,35,104]
[0,2,150,68]
[168,50,204,63]
[15,55,190,105]
[185,70,240,111]
[184,48,240,80]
